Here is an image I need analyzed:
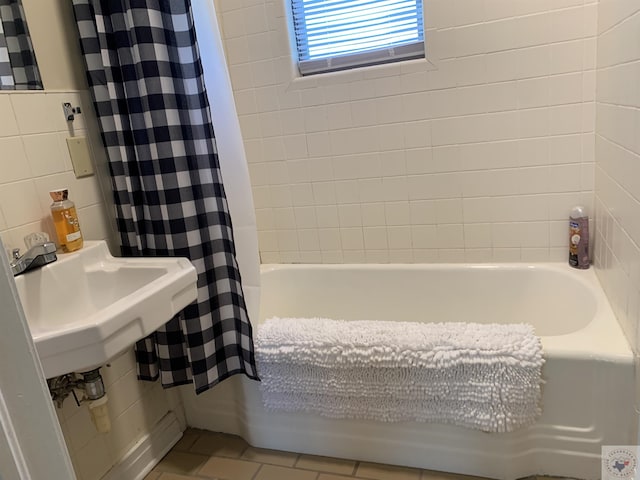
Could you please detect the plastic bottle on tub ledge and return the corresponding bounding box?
[569,205,589,269]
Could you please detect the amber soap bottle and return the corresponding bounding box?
[50,188,83,252]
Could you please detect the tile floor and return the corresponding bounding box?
[146,429,566,480]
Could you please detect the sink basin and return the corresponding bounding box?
[14,241,197,378]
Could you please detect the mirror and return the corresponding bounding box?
[0,0,42,90]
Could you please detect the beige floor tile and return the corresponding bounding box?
[171,429,201,452]
[154,451,209,475]
[421,469,490,479]
[198,456,260,480]
[143,472,161,480]
[241,446,299,467]
[318,475,359,480]
[256,464,319,480]
[189,431,248,458]
[157,474,197,480]
[357,461,422,480]
[296,454,356,475]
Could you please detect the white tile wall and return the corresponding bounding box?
[215,0,598,264]
[0,91,181,480]
[594,1,640,354]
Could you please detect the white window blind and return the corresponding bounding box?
[292,0,424,75]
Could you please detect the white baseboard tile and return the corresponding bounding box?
[101,411,182,480]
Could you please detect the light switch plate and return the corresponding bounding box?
[66,136,94,178]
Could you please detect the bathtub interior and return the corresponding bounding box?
[183,263,637,480]
[259,264,597,336]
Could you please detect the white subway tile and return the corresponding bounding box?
[351,100,378,127]
[335,180,360,204]
[403,120,431,149]
[298,229,320,251]
[551,6,587,43]
[384,201,411,225]
[520,221,550,247]
[492,223,522,248]
[519,107,550,138]
[0,96,19,137]
[460,141,519,171]
[251,60,277,87]
[327,103,352,129]
[0,137,32,183]
[517,45,552,80]
[338,204,362,227]
[259,111,283,137]
[550,40,585,75]
[247,33,273,62]
[411,224,437,249]
[269,184,292,207]
[517,77,550,109]
[378,123,406,152]
[521,247,550,261]
[485,50,519,83]
[387,225,412,249]
[361,203,386,226]
[382,177,409,202]
[363,226,388,250]
[465,248,493,262]
[10,94,64,135]
[0,180,46,228]
[463,197,494,223]
[464,223,493,248]
[461,169,519,197]
[340,227,364,250]
[222,9,246,38]
[408,173,461,199]
[262,137,286,161]
[311,181,336,204]
[303,106,328,133]
[365,250,389,263]
[388,249,414,263]
[274,207,296,229]
[307,133,332,158]
[322,250,344,263]
[281,109,305,135]
[318,228,342,250]
[413,248,439,262]
[225,36,250,65]
[294,206,317,229]
[406,148,434,175]
[437,249,466,262]
[436,224,464,249]
[380,151,407,177]
[454,56,487,87]
[277,230,299,251]
[409,200,437,225]
[315,205,339,228]
[266,161,289,185]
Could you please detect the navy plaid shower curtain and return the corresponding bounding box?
[72,0,259,393]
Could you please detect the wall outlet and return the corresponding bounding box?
[66,136,94,178]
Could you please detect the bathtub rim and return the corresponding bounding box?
[259,262,633,365]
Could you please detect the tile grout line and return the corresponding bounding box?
[250,461,264,480]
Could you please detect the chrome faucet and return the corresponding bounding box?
[10,242,57,276]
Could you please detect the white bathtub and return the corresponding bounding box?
[183,263,636,480]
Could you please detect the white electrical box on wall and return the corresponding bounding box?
[66,136,95,178]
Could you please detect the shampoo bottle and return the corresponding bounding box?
[569,205,589,269]
[50,188,83,252]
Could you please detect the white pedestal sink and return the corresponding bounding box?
[13,241,197,378]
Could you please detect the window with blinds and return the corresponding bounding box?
[291,0,425,75]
